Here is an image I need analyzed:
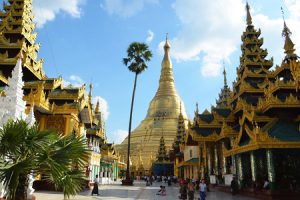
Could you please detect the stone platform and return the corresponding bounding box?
[34,180,256,200]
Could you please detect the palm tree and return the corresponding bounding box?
[0,120,89,200]
[122,42,152,183]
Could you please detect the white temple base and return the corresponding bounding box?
[224,174,233,186]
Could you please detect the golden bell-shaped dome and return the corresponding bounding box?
[117,35,188,172]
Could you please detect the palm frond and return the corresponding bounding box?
[123,42,152,74]
[0,120,89,199]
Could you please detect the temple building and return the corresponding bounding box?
[0,0,121,190]
[116,36,188,176]
[173,3,300,199]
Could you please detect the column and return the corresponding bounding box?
[266,149,276,190]
[230,138,236,175]
[236,154,244,187]
[203,143,207,178]
[201,165,205,179]
[222,141,227,174]
[214,144,219,175]
[207,146,212,176]
[100,167,103,178]
[250,151,257,183]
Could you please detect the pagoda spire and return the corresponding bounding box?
[281,8,296,59]
[88,83,92,106]
[0,55,26,126]
[223,64,228,87]
[155,34,176,97]
[246,2,252,26]
[156,131,169,162]
[0,0,45,85]
[95,99,100,114]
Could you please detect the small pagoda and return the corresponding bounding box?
[152,133,174,176]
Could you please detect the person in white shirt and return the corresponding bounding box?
[199,179,207,200]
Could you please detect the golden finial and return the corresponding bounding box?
[164,33,170,49]
[246,2,252,25]
[88,83,93,105]
[95,99,100,114]
[281,7,295,56]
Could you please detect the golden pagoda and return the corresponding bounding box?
[174,3,300,199]
[117,36,188,175]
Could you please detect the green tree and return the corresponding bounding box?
[0,120,89,200]
[123,42,152,182]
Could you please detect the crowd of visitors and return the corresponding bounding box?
[178,178,207,200]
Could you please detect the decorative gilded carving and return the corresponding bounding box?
[290,59,300,91]
[46,115,66,134]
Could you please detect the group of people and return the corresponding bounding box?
[144,175,178,186]
[179,178,207,200]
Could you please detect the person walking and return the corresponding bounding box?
[91,175,99,196]
[187,179,195,200]
[230,177,238,195]
[179,180,187,200]
[199,179,207,200]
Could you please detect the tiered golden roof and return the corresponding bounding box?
[174,3,300,182]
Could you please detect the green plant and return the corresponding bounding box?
[0,120,89,200]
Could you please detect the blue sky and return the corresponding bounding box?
[2,0,300,143]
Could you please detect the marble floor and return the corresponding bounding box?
[34,181,257,200]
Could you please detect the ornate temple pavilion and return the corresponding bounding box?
[116,37,188,176]
[172,3,300,199]
[0,0,122,192]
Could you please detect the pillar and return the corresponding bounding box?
[222,141,227,174]
[250,151,257,182]
[236,154,243,187]
[207,146,212,175]
[201,165,205,179]
[230,138,236,175]
[266,149,276,190]
[203,143,207,177]
[214,144,219,175]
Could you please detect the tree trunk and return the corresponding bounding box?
[126,73,138,180]
[15,174,28,200]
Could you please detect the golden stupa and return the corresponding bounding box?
[117,36,188,175]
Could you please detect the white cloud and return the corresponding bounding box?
[165,0,300,77]
[63,74,85,87]
[93,96,110,121]
[146,30,154,43]
[100,0,159,17]
[109,129,128,144]
[168,0,245,77]
[32,0,85,27]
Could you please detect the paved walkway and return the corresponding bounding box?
[34,181,256,200]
